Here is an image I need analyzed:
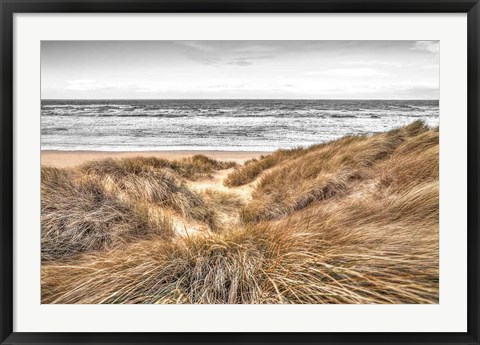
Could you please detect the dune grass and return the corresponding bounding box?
[41,166,174,261]
[83,162,217,227]
[41,121,439,304]
[240,121,433,223]
[42,181,438,303]
[224,148,306,187]
[41,155,236,260]
[200,189,245,214]
[81,154,237,181]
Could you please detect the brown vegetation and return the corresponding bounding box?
[41,121,439,304]
[240,120,434,223]
[41,155,236,260]
[41,166,174,261]
[223,147,305,187]
[80,154,236,181]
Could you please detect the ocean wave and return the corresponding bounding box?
[41,99,439,151]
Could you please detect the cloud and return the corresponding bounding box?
[173,41,220,65]
[412,41,439,54]
[342,60,405,68]
[174,41,213,52]
[64,79,99,91]
[227,58,254,66]
[65,80,138,92]
[46,41,439,99]
[225,55,272,66]
[305,68,387,77]
[175,41,273,67]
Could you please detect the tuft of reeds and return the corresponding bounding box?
[201,189,245,214]
[41,155,237,260]
[181,154,238,177]
[80,158,219,229]
[41,166,174,261]
[81,154,236,181]
[223,148,306,187]
[240,121,432,223]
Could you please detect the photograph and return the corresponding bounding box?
[40,40,440,304]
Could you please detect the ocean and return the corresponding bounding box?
[41,99,439,152]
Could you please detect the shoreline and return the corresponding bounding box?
[41,150,272,168]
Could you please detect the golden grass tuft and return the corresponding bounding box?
[223,148,306,187]
[201,189,245,214]
[80,154,236,181]
[41,166,174,261]
[80,157,220,229]
[240,121,432,223]
[41,154,237,260]
[180,154,238,177]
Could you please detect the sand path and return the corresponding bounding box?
[187,168,253,202]
[170,168,258,237]
[41,150,270,238]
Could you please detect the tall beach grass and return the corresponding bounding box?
[41,121,439,304]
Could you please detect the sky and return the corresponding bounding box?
[41,40,439,100]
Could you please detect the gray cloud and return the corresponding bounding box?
[41,40,439,99]
[227,58,254,66]
[226,55,273,67]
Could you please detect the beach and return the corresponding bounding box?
[41,150,269,168]
[41,122,440,304]
[40,40,440,306]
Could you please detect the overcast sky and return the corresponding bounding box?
[41,40,439,100]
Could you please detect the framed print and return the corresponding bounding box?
[0,1,479,344]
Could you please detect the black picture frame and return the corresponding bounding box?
[1,1,479,344]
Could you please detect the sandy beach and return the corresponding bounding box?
[40,40,440,306]
[41,150,270,168]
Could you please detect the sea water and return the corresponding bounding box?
[41,99,439,151]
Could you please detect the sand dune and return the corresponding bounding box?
[41,121,439,304]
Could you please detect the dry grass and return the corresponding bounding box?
[224,148,306,187]
[240,120,432,223]
[181,154,238,177]
[80,157,220,229]
[200,189,246,231]
[201,189,245,214]
[81,154,236,181]
[42,179,438,303]
[41,166,174,261]
[41,121,438,304]
[41,155,236,260]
